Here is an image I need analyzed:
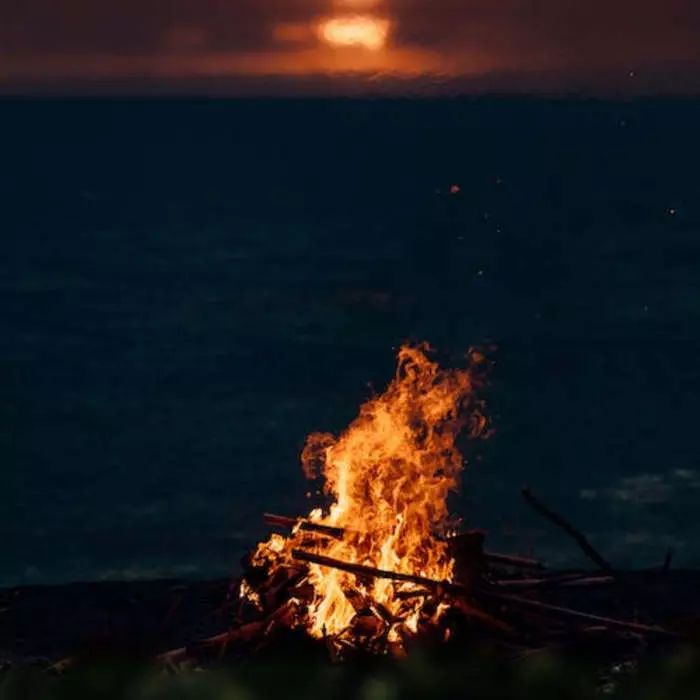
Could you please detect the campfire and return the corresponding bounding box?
[216,343,680,664]
[241,343,491,658]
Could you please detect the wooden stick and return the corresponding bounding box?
[266,512,545,569]
[156,622,264,665]
[482,551,546,570]
[264,513,345,540]
[662,547,674,572]
[521,488,613,574]
[293,549,514,635]
[291,549,470,596]
[478,589,681,638]
[493,576,615,589]
[395,589,431,600]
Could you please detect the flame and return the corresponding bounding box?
[317,15,391,51]
[248,343,488,643]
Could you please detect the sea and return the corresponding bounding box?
[2,97,700,586]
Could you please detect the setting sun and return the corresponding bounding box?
[317,15,391,51]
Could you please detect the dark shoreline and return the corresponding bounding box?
[2,570,699,666]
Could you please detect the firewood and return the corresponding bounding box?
[292,549,470,596]
[324,635,343,663]
[451,597,516,634]
[388,640,408,658]
[288,583,315,602]
[266,512,545,569]
[395,588,431,600]
[370,600,397,625]
[492,576,615,589]
[155,619,267,669]
[477,589,682,638]
[353,614,383,638]
[482,551,546,570]
[263,513,345,540]
[341,586,371,615]
[263,599,299,634]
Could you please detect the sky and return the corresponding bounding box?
[1,0,699,95]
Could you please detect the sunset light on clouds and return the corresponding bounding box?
[1,0,698,94]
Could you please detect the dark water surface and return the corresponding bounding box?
[2,98,700,585]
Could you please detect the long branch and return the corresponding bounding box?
[478,589,680,638]
[521,488,613,574]
[493,576,615,589]
[291,549,470,596]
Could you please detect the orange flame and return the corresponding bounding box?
[249,343,488,642]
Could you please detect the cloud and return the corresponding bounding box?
[579,469,700,506]
[674,468,700,482]
[95,564,203,581]
[620,532,686,549]
[608,473,675,505]
[601,531,690,567]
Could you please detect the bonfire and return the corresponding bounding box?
[224,343,679,664]
[243,343,490,656]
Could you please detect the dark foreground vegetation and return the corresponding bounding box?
[2,646,700,700]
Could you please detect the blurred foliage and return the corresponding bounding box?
[1,647,700,700]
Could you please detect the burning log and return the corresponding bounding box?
[291,549,470,597]
[263,513,345,541]
[395,589,432,600]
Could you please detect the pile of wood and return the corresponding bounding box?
[42,487,694,676]
[141,488,690,672]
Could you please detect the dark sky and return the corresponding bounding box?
[1,0,699,94]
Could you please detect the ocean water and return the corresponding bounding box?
[1,98,700,586]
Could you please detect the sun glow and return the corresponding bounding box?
[317,15,391,51]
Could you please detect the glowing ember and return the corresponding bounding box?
[317,15,391,51]
[247,343,489,646]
